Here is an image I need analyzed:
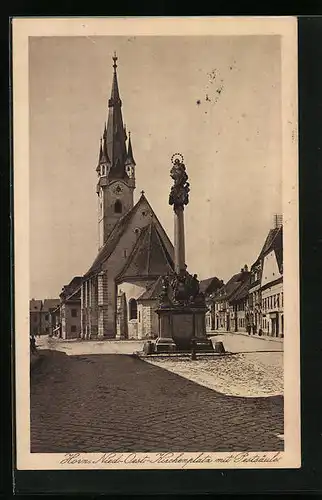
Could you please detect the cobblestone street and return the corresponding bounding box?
[31,340,284,453]
[146,332,283,398]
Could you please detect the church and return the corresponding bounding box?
[58,54,175,341]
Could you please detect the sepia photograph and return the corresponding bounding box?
[13,17,300,470]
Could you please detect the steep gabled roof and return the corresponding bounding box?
[137,276,163,301]
[229,276,251,303]
[272,227,283,273]
[65,287,81,302]
[84,198,142,278]
[84,193,174,279]
[251,226,283,275]
[60,276,83,301]
[214,271,250,302]
[199,276,223,295]
[252,227,280,268]
[116,222,174,281]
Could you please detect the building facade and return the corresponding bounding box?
[211,266,250,333]
[230,277,251,333]
[30,298,60,336]
[200,277,224,333]
[248,217,283,338]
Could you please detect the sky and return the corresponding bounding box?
[29,35,282,299]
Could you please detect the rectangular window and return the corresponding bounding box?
[71,325,76,333]
[33,316,37,322]
[138,311,141,322]
[45,314,49,321]
[71,309,77,318]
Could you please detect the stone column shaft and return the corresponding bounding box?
[80,284,84,338]
[174,206,185,273]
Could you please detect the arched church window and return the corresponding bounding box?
[129,298,137,320]
[114,199,122,214]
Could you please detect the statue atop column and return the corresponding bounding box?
[169,154,190,210]
[159,154,204,307]
[152,153,214,353]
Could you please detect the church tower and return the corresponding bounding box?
[96,53,136,249]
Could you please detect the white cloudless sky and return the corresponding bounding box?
[29,35,282,299]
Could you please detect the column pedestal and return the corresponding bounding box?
[155,311,176,352]
[155,305,214,353]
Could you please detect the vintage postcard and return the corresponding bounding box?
[13,16,300,471]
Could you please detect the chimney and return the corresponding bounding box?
[273,214,283,229]
[244,264,248,272]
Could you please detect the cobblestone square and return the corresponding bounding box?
[31,336,284,453]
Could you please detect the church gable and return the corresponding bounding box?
[116,222,174,282]
[261,249,282,287]
[85,193,174,279]
[107,196,173,278]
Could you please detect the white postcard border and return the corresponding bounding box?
[12,16,300,471]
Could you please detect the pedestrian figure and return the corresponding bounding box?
[247,324,251,335]
[30,335,37,355]
[190,337,197,360]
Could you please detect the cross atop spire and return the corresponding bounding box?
[112,51,118,72]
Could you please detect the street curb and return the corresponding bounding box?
[208,331,283,343]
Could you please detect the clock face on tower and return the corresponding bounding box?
[113,184,123,195]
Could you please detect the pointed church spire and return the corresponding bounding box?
[125,131,136,167]
[109,52,121,107]
[96,137,104,172]
[97,136,111,174]
[105,52,127,178]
